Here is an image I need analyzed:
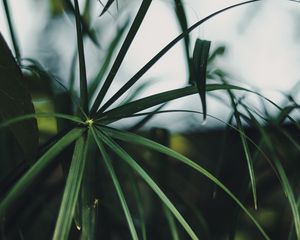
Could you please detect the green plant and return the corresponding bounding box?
[0,0,299,239]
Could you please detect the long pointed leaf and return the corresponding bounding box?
[97,0,261,113]
[73,0,88,113]
[102,127,270,240]
[226,89,257,209]
[0,112,83,130]
[246,109,300,239]
[97,129,200,240]
[91,127,138,240]
[0,127,85,217]
[53,131,90,239]
[95,84,246,122]
[91,0,153,114]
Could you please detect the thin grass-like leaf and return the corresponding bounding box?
[0,127,85,217]
[191,39,211,120]
[91,0,153,114]
[163,205,180,240]
[53,131,90,240]
[64,0,100,47]
[95,84,246,122]
[246,110,300,239]
[91,127,138,240]
[0,112,83,130]
[173,0,191,84]
[89,20,130,99]
[101,127,270,239]
[97,0,261,113]
[226,89,257,209]
[97,129,199,240]
[73,0,88,113]
[127,167,147,240]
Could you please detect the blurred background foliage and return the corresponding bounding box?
[0,0,300,239]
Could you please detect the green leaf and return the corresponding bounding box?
[163,205,180,240]
[0,112,83,130]
[53,131,90,240]
[96,84,246,123]
[89,20,130,99]
[173,0,191,84]
[0,33,38,157]
[0,127,85,218]
[102,127,270,240]
[97,0,261,113]
[64,0,100,48]
[90,0,153,114]
[97,129,199,240]
[246,109,300,239]
[73,0,88,113]
[226,89,257,210]
[191,39,211,120]
[91,127,138,240]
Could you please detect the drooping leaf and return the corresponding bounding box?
[53,131,90,239]
[191,39,211,120]
[0,127,85,217]
[0,33,38,157]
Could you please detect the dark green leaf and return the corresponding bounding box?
[191,39,211,120]
[99,0,115,16]
[91,0,153,114]
[97,0,261,113]
[96,84,247,123]
[53,131,90,239]
[0,127,85,217]
[91,127,138,240]
[64,0,100,48]
[0,33,38,157]
[102,127,270,240]
[97,129,199,240]
[73,0,89,113]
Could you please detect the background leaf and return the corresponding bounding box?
[0,33,38,157]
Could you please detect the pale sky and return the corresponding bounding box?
[1,0,300,130]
